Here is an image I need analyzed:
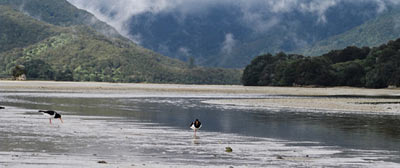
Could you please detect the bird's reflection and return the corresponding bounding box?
[192,136,200,144]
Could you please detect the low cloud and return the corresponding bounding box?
[67,0,399,40]
[178,47,191,57]
[131,33,143,45]
[300,0,339,23]
[240,11,280,33]
[221,33,237,55]
[67,0,172,40]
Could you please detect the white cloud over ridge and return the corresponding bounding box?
[67,0,399,41]
[221,33,237,55]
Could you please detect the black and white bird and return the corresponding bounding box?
[190,119,202,136]
[38,110,63,124]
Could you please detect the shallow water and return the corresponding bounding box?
[1,91,400,167]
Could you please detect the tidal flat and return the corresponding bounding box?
[1,81,400,167]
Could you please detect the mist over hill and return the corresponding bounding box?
[67,0,400,68]
[299,7,400,56]
[0,0,123,40]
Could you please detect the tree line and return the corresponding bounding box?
[242,38,400,88]
[8,57,241,84]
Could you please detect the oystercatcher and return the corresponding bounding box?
[190,119,202,136]
[38,110,63,124]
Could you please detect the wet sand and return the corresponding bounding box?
[2,81,400,167]
[204,97,400,114]
[1,80,400,114]
[1,106,399,168]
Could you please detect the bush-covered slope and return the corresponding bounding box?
[0,3,241,84]
[300,8,400,56]
[0,5,60,52]
[0,0,123,39]
[243,38,400,88]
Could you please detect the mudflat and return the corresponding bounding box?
[2,80,400,167]
[1,80,399,114]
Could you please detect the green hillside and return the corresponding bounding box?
[0,6,60,52]
[300,9,400,56]
[0,4,241,84]
[0,0,122,40]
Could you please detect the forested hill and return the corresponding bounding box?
[0,0,123,40]
[242,38,400,88]
[0,1,241,84]
[299,8,400,56]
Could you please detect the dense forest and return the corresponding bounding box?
[242,38,400,88]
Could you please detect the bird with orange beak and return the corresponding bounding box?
[38,110,63,124]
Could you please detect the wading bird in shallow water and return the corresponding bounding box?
[190,119,202,137]
[38,110,63,124]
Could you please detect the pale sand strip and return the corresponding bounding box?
[1,80,400,114]
[0,80,399,95]
[204,98,400,114]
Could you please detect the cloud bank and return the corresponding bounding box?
[67,0,399,43]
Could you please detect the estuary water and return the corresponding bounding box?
[1,91,400,167]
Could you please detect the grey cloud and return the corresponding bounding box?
[178,47,191,57]
[221,33,237,55]
[67,0,399,40]
[240,10,280,33]
[299,0,339,23]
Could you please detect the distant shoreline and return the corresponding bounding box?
[1,80,400,114]
[1,80,398,94]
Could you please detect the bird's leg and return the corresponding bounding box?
[49,119,52,124]
[60,118,63,123]
[194,129,196,137]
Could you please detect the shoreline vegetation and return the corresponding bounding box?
[243,38,400,89]
[1,80,400,114]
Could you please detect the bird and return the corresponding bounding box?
[38,110,63,124]
[190,119,202,137]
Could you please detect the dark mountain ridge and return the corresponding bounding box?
[299,7,400,56]
[93,0,388,68]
